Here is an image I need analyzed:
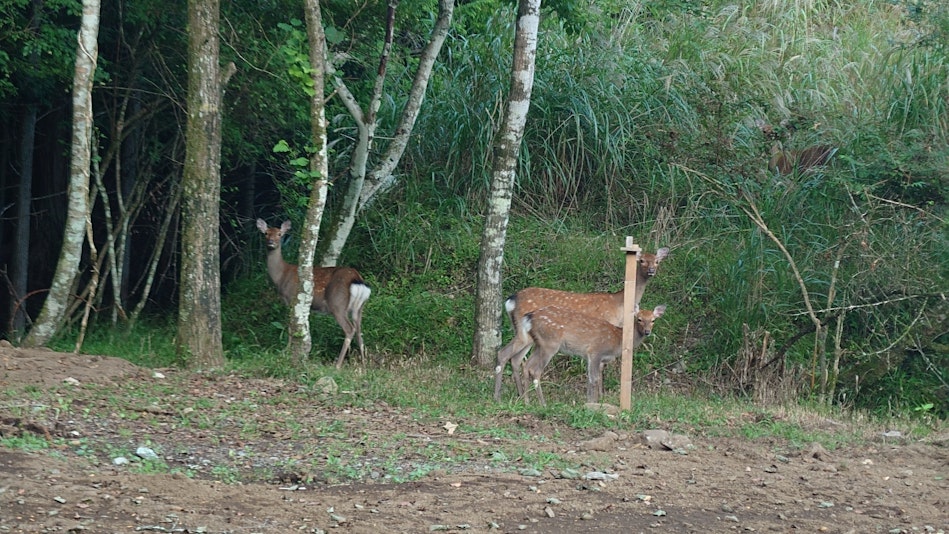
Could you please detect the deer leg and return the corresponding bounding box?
[335,337,353,369]
[494,336,532,401]
[586,356,602,404]
[351,305,365,356]
[493,343,513,402]
[331,309,357,369]
[524,349,552,406]
[348,283,370,356]
[509,332,532,396]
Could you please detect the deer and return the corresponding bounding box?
[768,142,837,175]
[493,247,669,401]
[515,304,666,405]
[256,219,371,368]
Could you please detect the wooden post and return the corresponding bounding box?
[620,237,641,411]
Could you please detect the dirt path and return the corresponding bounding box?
[1,342,946,533]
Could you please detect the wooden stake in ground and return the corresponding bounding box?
[620,237,641,411]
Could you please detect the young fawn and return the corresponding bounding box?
[256,219,371,368]
[493,247,669,401]
[519,304,666,405]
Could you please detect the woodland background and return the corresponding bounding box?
[0,0,946,417]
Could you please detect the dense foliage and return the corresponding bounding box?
[2,0,946,417]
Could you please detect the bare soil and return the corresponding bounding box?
[0,341,946,533]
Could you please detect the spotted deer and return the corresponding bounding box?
[493,247,669,401]
[518,304,666,405]
[256,219,371,368]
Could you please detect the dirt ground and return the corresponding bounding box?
[0,341,947,533]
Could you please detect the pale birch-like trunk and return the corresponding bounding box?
[290,0,331,360]
[177,0,224,368]
[470,0,540,367]
[22,0,100,348]
[318,0,454,267]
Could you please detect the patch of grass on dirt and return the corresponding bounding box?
[0,433,49,452]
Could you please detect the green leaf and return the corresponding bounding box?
[273,140,291,153]
[325,26,346,46]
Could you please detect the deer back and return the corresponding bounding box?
[511,288,625,329]
[315,266,366,314]
[796,145,836,172]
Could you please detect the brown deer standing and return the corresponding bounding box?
[493,247,669,401]
[513,304,666,405]
[768,142,837,175]
[256,219,371,368]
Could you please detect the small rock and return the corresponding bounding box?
[579,434,616,452]
[63,377,81,386]
[544,507,555,518]
[584,471,619,481]
[135,447,159,460]
[660,433,693,452]
[518,468,543,477]
[112,457,129,465]
[642,429,671,448]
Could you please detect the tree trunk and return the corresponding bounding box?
[22,0,100,348]
[318,0,454,267]
[176,0,224,368]
[10,105,36,339]
[470,0,540,367]
[289,0,331,360]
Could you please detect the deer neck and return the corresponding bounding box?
[266,246,295,285]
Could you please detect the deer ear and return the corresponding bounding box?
[281,220,292,233]
[653,305,666,318]
[256,218,267,233]
[655,247,670,261]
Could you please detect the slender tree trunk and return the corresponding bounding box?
[470,0,540,367]
[10,105,36,339]
[318,0,454,267]
[290,0,331,360]
[10,0,44,339]
[177,0,224,368]
[22,0,100,348]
